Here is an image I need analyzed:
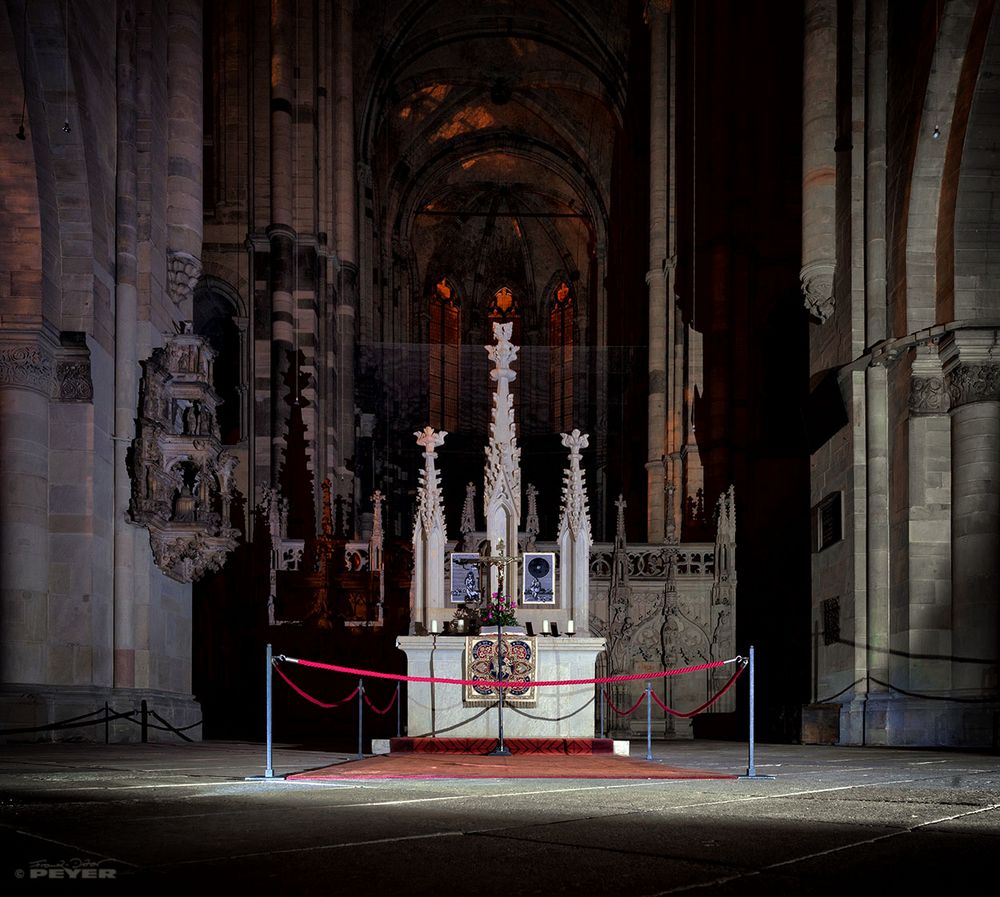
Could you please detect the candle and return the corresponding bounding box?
[567,619,575,635]
[542,619,549,636]
[430,620,438,634]
[457,618,465,632]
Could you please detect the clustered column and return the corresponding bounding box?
[334,0,358,516]
[800,0,837,321]
[942,332,1000,695]
[0,340,54,685]
[645,0,670,541]
[268,0,296,482]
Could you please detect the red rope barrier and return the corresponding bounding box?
[363,687,399,716]
[273,663,360,709]
[603,689,647,716]
[279,655,738,689]
[648,661,748,718]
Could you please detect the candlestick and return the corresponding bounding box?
[430,620,438,634]
[541,618,549,636]
[566,619,575,635]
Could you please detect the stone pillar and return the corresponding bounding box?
[865,359,891,705]
[907,345,952,695]
[864,0,887,345]
[269,0,295,482]
[645,1,670,540]
[592,244,608,535]
[113,0,139,690]
[166,0,203,320]
[0,339,54,684]
[942,333,1000,695]
[334,0,358,511]
[800,0,837,321]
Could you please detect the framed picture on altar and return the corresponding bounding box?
[521,552,556,604]
[449,552,482,604]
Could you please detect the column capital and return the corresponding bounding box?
[643,0,673,24]
[909,342,948,415]
[0,335,55,396]
[939,329,1000,408]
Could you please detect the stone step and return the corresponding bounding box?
[382,736,628,756]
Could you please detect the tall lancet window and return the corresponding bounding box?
[429,277,460,431]
[549,280,574,431]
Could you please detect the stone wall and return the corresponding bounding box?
[0,0,204,743]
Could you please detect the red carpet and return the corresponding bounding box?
[388,737,614,755]
[287,753,736,781]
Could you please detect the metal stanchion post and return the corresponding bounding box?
[740,645,774,780]
[645,681,653,761]
[357,678,365,760]
[600,683,605,739]
[747,645,756,775]
[396,682,401,738]
[490,623,511,756]
[245,644,277,781]
[265,643,274,778]
[141,699,148,743]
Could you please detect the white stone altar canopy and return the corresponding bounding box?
[401,323,606,738]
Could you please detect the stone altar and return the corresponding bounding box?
[397,635,605,738]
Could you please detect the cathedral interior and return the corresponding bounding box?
[1,0,998,749]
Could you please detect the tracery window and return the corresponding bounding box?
[488,285,521,343]
[549,280,574,431]
[429,277,460,431]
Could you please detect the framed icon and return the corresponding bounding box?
[449,552,482,604]
[521,552,556,604]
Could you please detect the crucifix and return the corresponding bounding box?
[479,537,516,756]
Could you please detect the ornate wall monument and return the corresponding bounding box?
[129,330,240,583]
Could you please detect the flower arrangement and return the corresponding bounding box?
[481,591,519,627]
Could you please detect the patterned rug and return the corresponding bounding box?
[389,737,615,755]
[288,754,737,781]
[464,635,536,705]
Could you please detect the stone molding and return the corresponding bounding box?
[945,362,1000,409]
[0,340,54,394]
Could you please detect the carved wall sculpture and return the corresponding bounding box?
[129,330,240,582]
[589,485,738,737]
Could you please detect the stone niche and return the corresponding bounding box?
[129,330,240,582]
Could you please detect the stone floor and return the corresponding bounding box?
[2,739,999,894]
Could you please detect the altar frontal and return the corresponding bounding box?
[464,635,536,705]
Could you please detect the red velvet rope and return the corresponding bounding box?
[280,655,738,688]
[273,663,360,709]
[603,689,647,716]
[648,662,747,718]
[363,686,399,716]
